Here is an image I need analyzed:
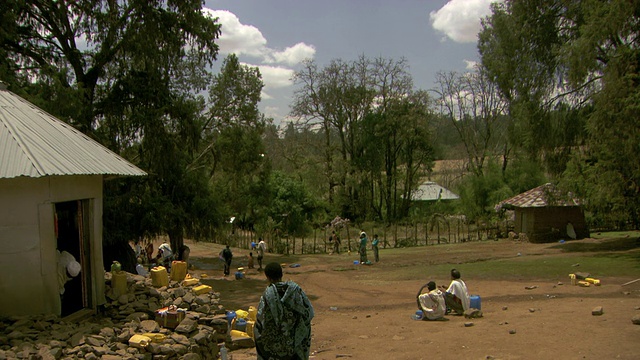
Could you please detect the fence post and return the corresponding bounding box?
[394,223,398,247]
[424,221,428,246]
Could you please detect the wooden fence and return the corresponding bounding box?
[224,217,512,255]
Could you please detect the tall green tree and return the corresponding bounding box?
[205,54,271,231]
[433,66,509,177]
[291,56,431,222]
[479,0,640,227]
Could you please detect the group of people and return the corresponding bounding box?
[416,268,471,320]
[357,231,380,264]
[221,238,267,276]
[329,230,381,264]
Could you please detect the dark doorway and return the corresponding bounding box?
[56,200,92,317]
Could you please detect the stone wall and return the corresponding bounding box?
[0,272,247,359]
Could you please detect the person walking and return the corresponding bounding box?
[358,231,368,264]
[372,234,380,262]
[255,262,314,360]
[256,238,266,271]
[333,231,341,254]
[221,245,233,276]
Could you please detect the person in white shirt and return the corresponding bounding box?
[256,238,266,270]
[440,268,470,315]
[417,281,446,320]
[156,242,173,268]
[57,250,81,295]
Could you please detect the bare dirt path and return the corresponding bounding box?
[179,238,640,360]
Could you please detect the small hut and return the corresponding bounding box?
[0,86,146,317]
[497,183,589,243]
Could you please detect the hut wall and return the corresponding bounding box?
[0,175,105,316]
[528,206,589,243]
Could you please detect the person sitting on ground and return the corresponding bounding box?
[255,262,314,360]
[439,268,470,315]
[417,281,446,320]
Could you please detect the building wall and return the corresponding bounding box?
[515,206,589,243]
[0,175,105,316]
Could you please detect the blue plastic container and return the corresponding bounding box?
[225,311,236,325]
[235,318,247,332]
[353,260,359,265]
[470,295,481,310]
[235,271,244,280]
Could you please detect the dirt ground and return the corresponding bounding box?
[170,237,640,360]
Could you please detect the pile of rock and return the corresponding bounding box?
[0,272,248,360]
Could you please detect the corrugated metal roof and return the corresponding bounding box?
[499,183,580,208]
[412,181,460,201]
[0,88,146,179]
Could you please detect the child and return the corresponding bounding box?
[248,252,255,269]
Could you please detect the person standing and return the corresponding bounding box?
[416,281,446,320]
[256,238,266,270]
[255,262,314,360]
[248,252,255,269]
[221,245,233,276]
[439,268,470,315]
[371,234,380,262]
[358,231,368,264]
[332,231,341,254]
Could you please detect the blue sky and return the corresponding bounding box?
[202,0,499,125]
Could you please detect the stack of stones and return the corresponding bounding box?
[0,272,249,360]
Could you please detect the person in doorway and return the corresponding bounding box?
[439,268,470,315]
[372,234,380,262]
[417,281,446,320]
[256,238,266,271]
[221,245,233,276]
[255,262,314,360]
[359,231,368,264]
[57,250,81,295]
[248,252,255,269]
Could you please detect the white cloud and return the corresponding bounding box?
[203,8,315,66]
[429,0,502,43]
[248,64,295,89]
[203,9,268,58]
[265,43,316,66]
[464,59,478,70]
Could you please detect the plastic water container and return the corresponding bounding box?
[248,306,257,321]
[470,295,481,310]
[412,310,424,320]
[235,318,247,332]
[353,260,359,265]
[225,310,236,325]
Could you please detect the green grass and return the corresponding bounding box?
[374,251,640,283]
